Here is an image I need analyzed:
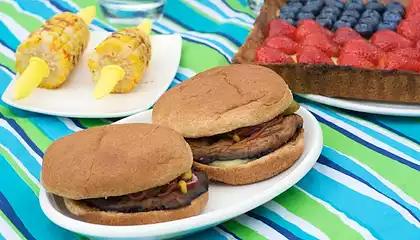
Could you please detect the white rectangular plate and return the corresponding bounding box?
[2,31,182,118]
[39,107,323,240]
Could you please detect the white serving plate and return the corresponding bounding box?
[2,31,182,118]
[39,107,323,240]
[298,94,420,117]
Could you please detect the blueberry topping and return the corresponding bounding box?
[322,6,342,16]
[365,0,385,13]
[342,9,361,19]
[339,15,358,26]
[297,11,315,20]
[386,2,405,16]
[334,20,353,31]
[319,11,339,21]
[377,20,398,31]
[316,17,334,29]
[359,16,380,27]
[345,1,365,13]
[361,9,381,19]
[382,10,403,22]
[284,18,297,26]
[354,23,375,38]
[325,0,344,9]
[280,11,296,19]
[301,3,323,15]
[280,5,301,15]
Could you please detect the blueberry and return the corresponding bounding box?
[354,23,375,38]
[342,9,361,19]
[377,20,398,31]
[287,0,301,3]
[322,6,342,16]
[280,11,296,19]
[319,11,339,21]
[297,11,315,20]
[383,10,403,22]
[288,2,303,8]
[316,17,334,29]
[284,18,297,26]
[325,0,344,9]
[280,5,301,15]
[359,16,380,27]
[340,15,358,26]
[301,3,323,15]
[386,2,405,16]
[365,0,385,13]
[345,1,365,13]
[333,20,353,31]
[361,9,381,19]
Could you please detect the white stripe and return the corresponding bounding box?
[214,227,236,240]
[235,215,288,240]
[304,104,420,166]
[296,186,377,240]
[178,67,196,78]
[158,18,185,32]
[58,117,83,132]
[314,163,420,227]
[184,0,252,29]
[212,1,255,24]
[0,43,15,60]
[0,65,15,77]
[0,0,46,22]
[0,144,40,187]
[0,120,42,164]
[0,218,22,240]
[264,201,330,240]
[0,12,29,42]
[327,146,420,210]
[339,112,420,151]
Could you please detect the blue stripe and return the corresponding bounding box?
[0,113,43,157]
[217,225,241,240]
[14,0,56,20]
[302,101,419,160]
[70,119,86,129]
[0,128,41,180]
[183,228,228,240]
[252,206,319,240]
[362,117,420,145]
[0,234,6,240]
[310,110,420,171]
[0,64,14,75]
[175,72,190,81]
[297,168,420,240]
[203,0,254,25]
[0,191,35,240]
[318,154,420,221]
[322,147,420,219]
[0,22,19,51]
[221,0,256,20]
[246,211,302,240]
[0,155,77,240]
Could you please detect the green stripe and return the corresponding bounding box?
[0,146,39,196]
[181,41,229,73]
[225,0,257,17]
[0,53,15,72]
[321,123,420,201]
[0,2,43,31]
[222,220,267,240]
[77,119,107,128]
[0,210,26,240]
[0,106,52,152]
[276,187,364,240]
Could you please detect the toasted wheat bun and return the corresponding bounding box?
[193,129,304,185]
[152,64,293,138]
[41,123,193,200]
[63,192,209,226]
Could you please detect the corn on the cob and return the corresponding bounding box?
[88,19,152,99]
[14,7,96,100]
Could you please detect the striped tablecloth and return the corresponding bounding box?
[0,0,419,239]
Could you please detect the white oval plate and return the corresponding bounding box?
[298,94,420,117]
[39,107,323,240]
[1,31,182,118]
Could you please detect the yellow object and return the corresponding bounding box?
[232,134,241,143]
[283,100,300,115]
[181,170,192,180]
[14,58,49,100]
[93,65,125,99]
[14,6,96,99]
[178,180,188,194]
[77,6,96,25]
[88,19,152,99]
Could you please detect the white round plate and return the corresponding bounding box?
[298,94,420,117]
[1,31,182,118]
[39,107,323,240]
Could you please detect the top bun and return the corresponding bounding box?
[41,124,193,200]
[152,64,293,138]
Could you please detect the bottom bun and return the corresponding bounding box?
[64,192,209,226]
[194,129,304,185]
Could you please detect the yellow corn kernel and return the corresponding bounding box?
[178,180,187,194]
[233,134,241,142]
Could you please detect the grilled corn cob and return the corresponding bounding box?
[14,6,96,100]
[88,19,152,99]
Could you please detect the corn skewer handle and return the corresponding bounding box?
[77,6,96,25]
[94,65,125,99]
[14,57,50,100]
[93,19,152,99]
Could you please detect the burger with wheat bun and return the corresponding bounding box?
[41,123,209,226]
[152,64,304,185]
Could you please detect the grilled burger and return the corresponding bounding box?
[152,64,304,185]
[41,124,209,226]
